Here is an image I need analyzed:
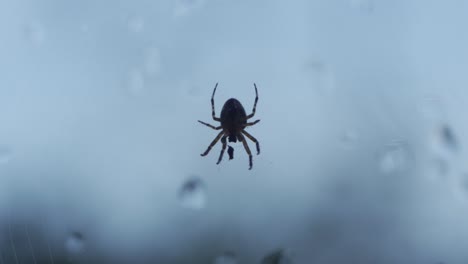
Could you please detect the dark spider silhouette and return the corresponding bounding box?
[198,83,260,170]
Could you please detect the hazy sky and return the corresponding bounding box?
[1,0,468,263]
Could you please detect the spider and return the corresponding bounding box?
[198,83,261,170]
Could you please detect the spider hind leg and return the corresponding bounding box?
[201,130,224,156]
[216,136,227,164]
[242,130,260,155]
[238,134,253,170]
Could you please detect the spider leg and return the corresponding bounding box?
[198,120,222,130]
[242,130,260,155]
[201,130,225,156]
[238,134,253,170]
[211,83,221,121]
[216,136,227,164]
[244,119,260,127]
[246,83,258,120]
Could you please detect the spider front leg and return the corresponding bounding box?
[244,119,260,127]
[210,83,221,121]
[246,83,259,119]
[201,130,225,156]
[198,120,222,130]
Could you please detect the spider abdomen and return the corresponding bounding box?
[220,98,247,143]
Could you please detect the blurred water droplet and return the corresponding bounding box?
[340,129,358,147]
[145,47,161,75]
[429,158,449,179]
[378,141,411,174]
[65,232,84,255]
[436,124,458,153]
[213,252,237,264]
[127,69,145,96]
[349,0,375,13]
[174,0,205,17]
[179,177,206,210]
[305,59,326,72]
[184,82,205,97]
[24,23,46,45]
[187,86,200,96]
[419,95,445,121]
[304,59,335,96]
[458,173,468,200]
[127,16,145,33]
[79,24,90,33]
[261,249,294,264]
[0,145,12,164]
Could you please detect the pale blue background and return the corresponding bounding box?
[1,0,468,263]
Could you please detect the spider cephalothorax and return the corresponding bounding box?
[198,83,260,170]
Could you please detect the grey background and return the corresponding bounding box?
[1,0,468,263]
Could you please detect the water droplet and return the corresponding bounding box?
[261,249,294,264]
[126,69,145,96]
[174,0,205,17]
[179,177,206,210]
[23,23,46,45]
[0,145,12,164]
[213,252,237,264]
[187,85,201,97]
[304,59,335,96]
[127,16,145,33]
[349,0,375,13]
[418,94,445,121]
[429,158,449,179]
[378,141,411,174]
[436,124,458,153]
[79,24,90,33]
[305,59,326,72]
[65,232,84,255]
[340,129,358,147]
[459,173,468,195]
[145,47,161,75]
